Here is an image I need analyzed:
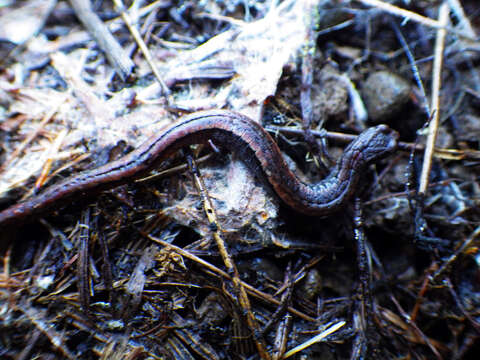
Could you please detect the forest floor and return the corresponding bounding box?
[0,1,479,359]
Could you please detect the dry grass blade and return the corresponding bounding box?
[0,99,64,174]
[283,321,346,359]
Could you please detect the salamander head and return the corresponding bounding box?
[348,124,399,164]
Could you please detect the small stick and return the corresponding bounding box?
[185,153,271,360]
[113,0,171,101]
[68,0,134,80]
[144,233,315,322]
[418,3,449,195]
[357,0,443,31]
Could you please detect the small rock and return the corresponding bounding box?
[296,268,322,300]
[362,71,411,122]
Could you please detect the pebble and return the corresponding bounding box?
[362,70,411,122]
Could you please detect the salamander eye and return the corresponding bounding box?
[358,125,399,163]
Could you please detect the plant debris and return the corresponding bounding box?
[1,0,480,359]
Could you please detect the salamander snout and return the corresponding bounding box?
[350,124,399,164]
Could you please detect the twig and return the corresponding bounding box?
[432,226,480,281]
[68,0,134,80]
[447,0,477,38]
[358,0,443,27]
[300,9,329,175]
[266,126,480,161]
[185,154,271,360]
[77,210,91,314]
[391,22,430,116]
[418,3,449,195]
[144,232,315,322]
[389,295,443,359]
[112,0,172,102]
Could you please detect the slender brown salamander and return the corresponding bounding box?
[0,110,398,226]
